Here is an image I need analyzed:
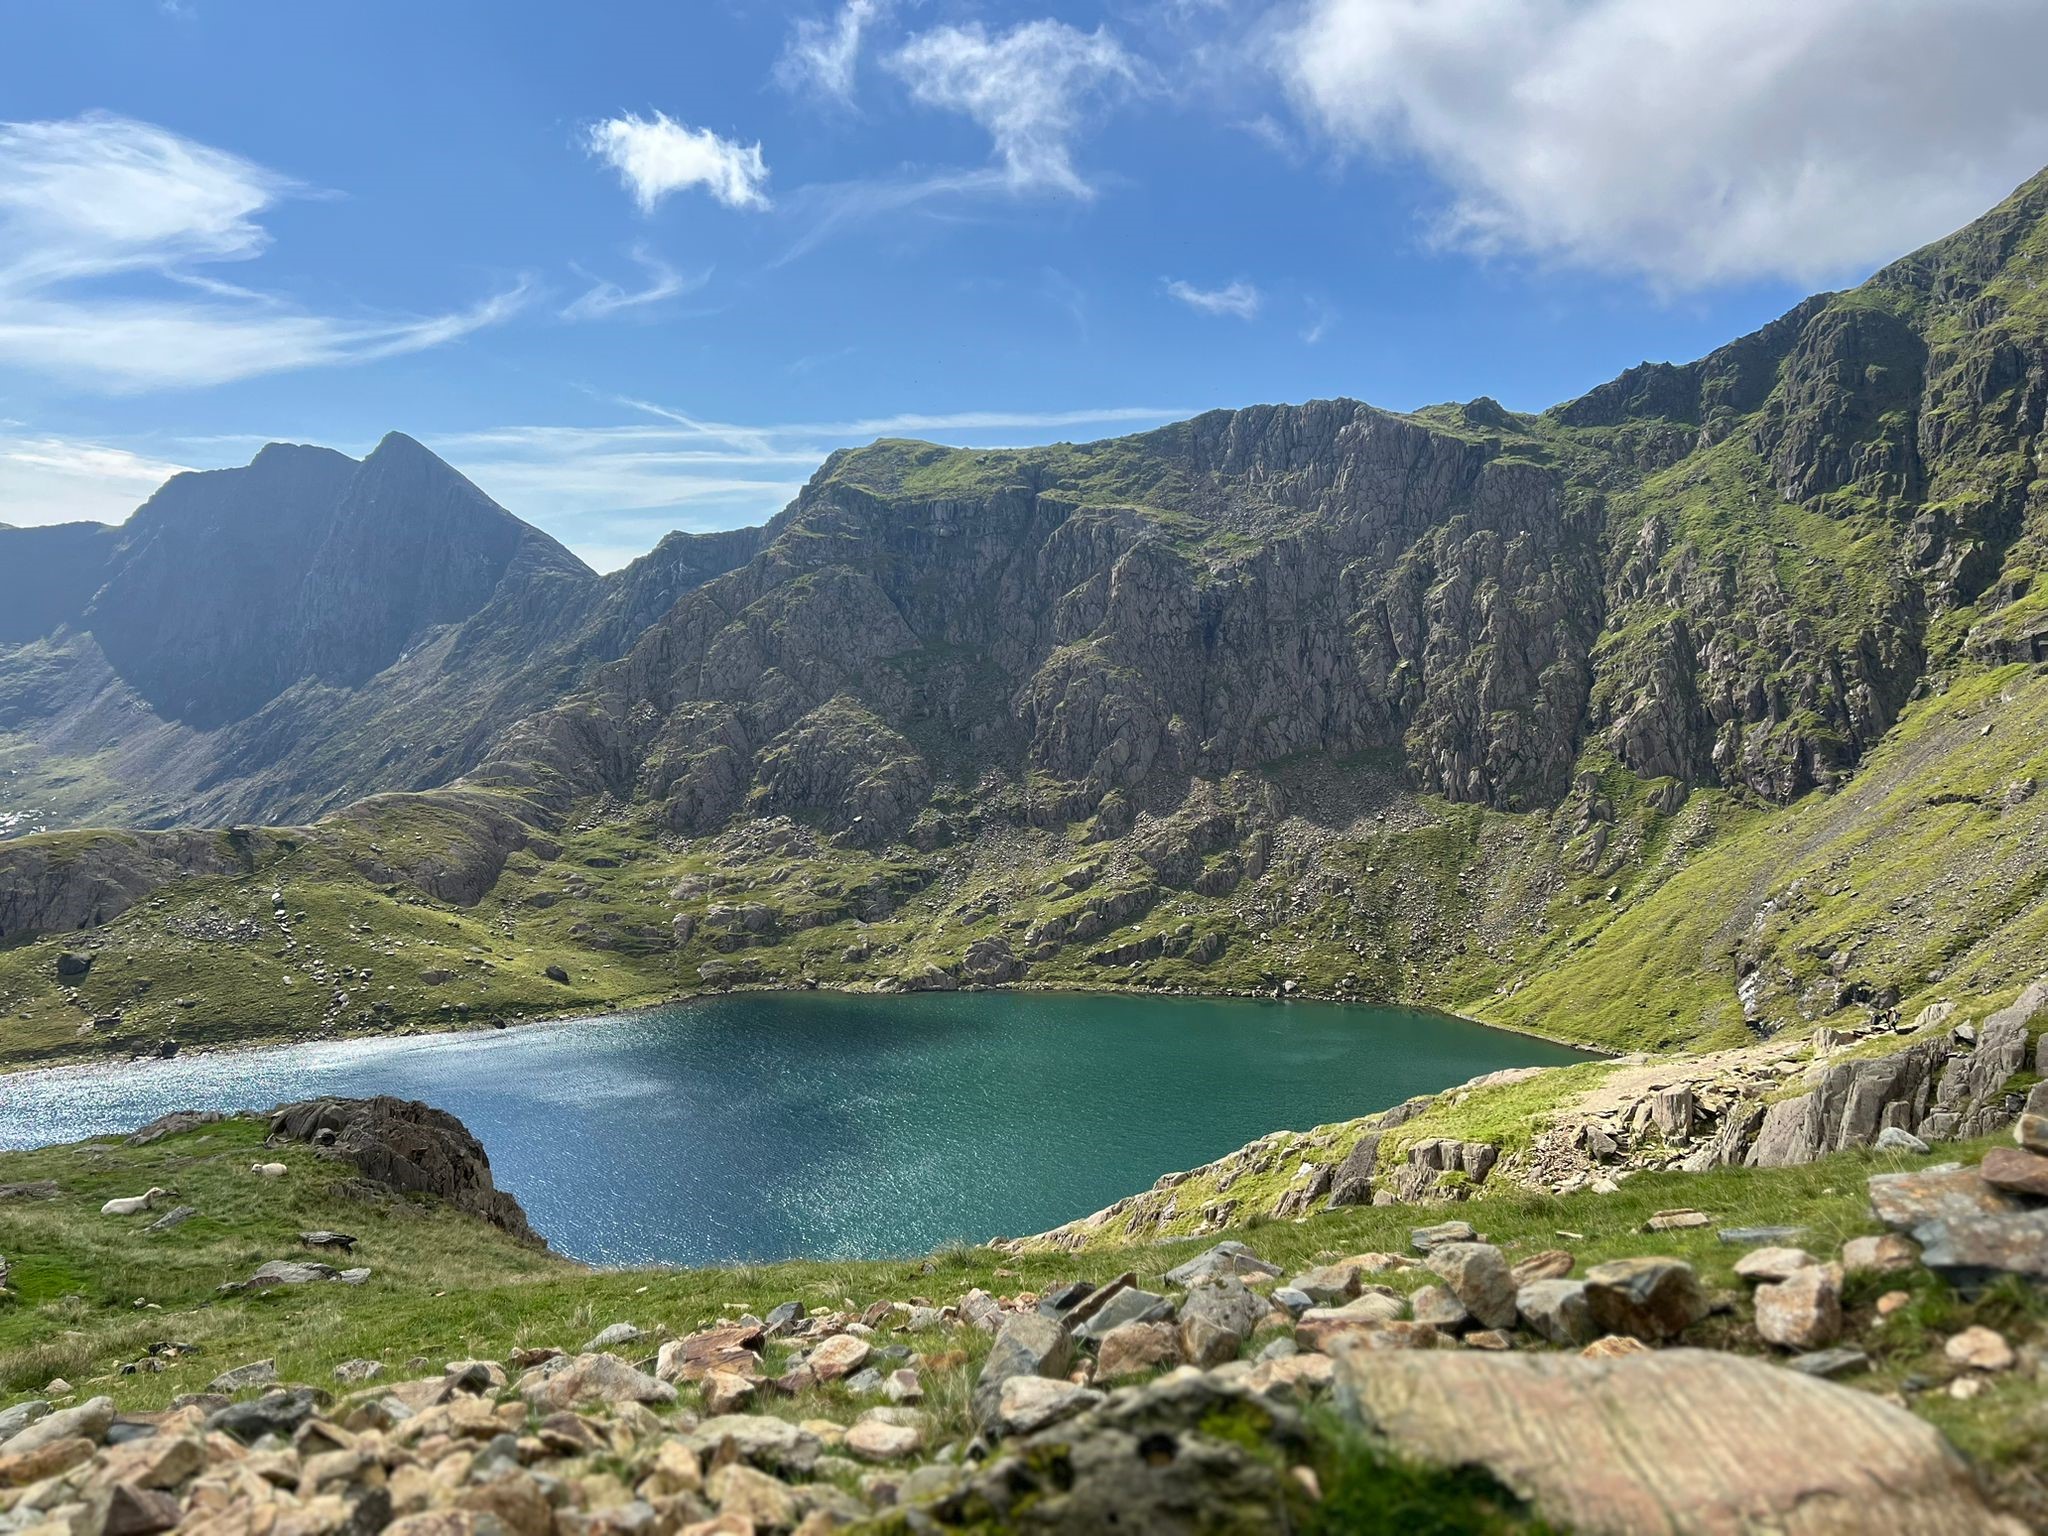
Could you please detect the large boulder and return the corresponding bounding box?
[1747,1040,1944,1168]
[1330,1345,2010,1534]
[1867,1163,2048,1291]
[268,1097,542,1246]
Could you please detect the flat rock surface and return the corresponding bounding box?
[1330,1345,2011,1535]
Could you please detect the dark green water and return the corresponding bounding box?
[2,990,1583,1265]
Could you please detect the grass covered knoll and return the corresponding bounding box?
[0,1116,2042,1524]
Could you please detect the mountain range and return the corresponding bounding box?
[1,167,2045,1067]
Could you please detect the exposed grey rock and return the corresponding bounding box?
[996,1376,1103,1435]
[0,1396,112,1455]
[1786,1347,1870,1379]
[1330,1346,2008,1535]
[1747,1040,1943,1167]
[1162,1240,1281,1287]
[0,1401,48,1442]
[1875,1126,1930,1154]
[972,1313,1071,1432]
[269,1096,541,1245]
[1070,1286,1173,1341]
[1868,1163,2048,1291]
[2015,1080,2048,1156]
[1754,1264,1843,1351]
[1176,1276,1265,1367]
[1581,1257,1709,1342]
[207,1389,320,1445]
[1424,1242,1519,1330]
[144,1204,198,1234]
[1516,1279,1596,1346]
[207,1359,279,1393]
[682,1415,822,1474]
[1410,1220,1477,1253]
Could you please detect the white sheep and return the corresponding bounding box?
[101,1187,169,1216]
[251,1162,288,1178]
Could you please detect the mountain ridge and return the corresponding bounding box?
[0,167,2045,1068]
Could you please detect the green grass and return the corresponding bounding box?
[1,1117,2040,1521]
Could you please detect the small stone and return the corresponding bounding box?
[1163,1241,1283,1287]
[1580,1334,1650,1359]
[996,1376,1102,1435]
[1875,1290,1913,1317]
[1408,1284,1470,1332]
[1717,1226,1807,1247]
[207,1359,278,1394]
[702,1371,756,1414]
[971,1313,1070,1430]
[2015,1081,2047,1155]
[809,1333,872,1382]
[845,1415,923,1462]
[882,1368,923,1403]
[1841,1233,1919,1274]
[764,1301,806,1337]
[520,1352,676,1411]
[1582,1258,1708,1343]
[1095,1320,1181,1379]
[1177,1275,1266,1367]
[844,1367,884,1396]
[1509,1250,1574,1284]
[1424,1243,1518,1330]
[333,1359,384,1383]
[582,1322,643,1352]
[1288,1264,1361,1305]
[711,1463,798,1530]
[1645,1208,1710,1232]
[1270,1287,1314,1317]
[1732,1247,1816,1283]
[1875,1126,1930,1154]
[1944,1326,2014,1373]
[1069,1286,1173,1340]
[1980,1146,2048,1199]
[1786,1347,1870,1379]
[1463,1329,1513,1351]
[5,1394,113,1456]
[1754,1264,1843,1351]
[1516,1280,1595,1346]
[1410,1221,1477,1254]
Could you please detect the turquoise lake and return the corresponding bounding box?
[0,990,1584,1265]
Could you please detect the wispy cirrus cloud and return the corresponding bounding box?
[0,113,527,391]
[560,246,707,322]
[583,112,771,212]
[886,19,1141,198]
[1165,278,1261,318]
[0,432,193,526]
[776,0,892,104]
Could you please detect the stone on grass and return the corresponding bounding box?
[809,1334,871,1382]
[207,1359,278,1394]
[1581,1257,1708,1343]
[1786,1347,1870,1379]
[520,1353,675,1411]
[1944,1326,2015,1373]
[1868,1163,2048,1290]
[1979,1146,2048,1199]
[1408,1285,1470,1332]
[1645,1209,1710,1232]
[1294,1292,1408,1351]
[581,1322,641,1352]
[1424,1242,1518,1330]
[1177,1276,1265,1367]
[957,1288,1005,1333]
[1732,1247,1815,1283]
[1840,1233,1918,1274]
[1510,1250,1575,1284]
[656,1323,764,1383]
[882,1368,923,1403]
[1717,1226,1806,1247]
[971,1313,1070,1430]
[996,1376,1103,1435]
[1754,1265,1842,1351]
[1329,1347,2011,1536]
[763,1301,805,1336]
[1070,1286,1173,1341]
[1410,1220,1476,1254]
[0,1396,112,1456]
[1163,1241,1283,1287]
[1287,1264,1361,1306]
[0,1402,48,1443]
[1095,1321,1180,1379]
[845,1416,923,1462]
[2017,1081,2047,1154]
[1516,1280,1595,1347]
[1875,1126,1930,1154]
[702,1371,756,1414]
[333,1359,383,1384]
[1270,1287,1314,1317]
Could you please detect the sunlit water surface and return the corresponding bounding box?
[0,991,1583,1264]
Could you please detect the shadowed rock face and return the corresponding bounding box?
[268,1096,544,1248]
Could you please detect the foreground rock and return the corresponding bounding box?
[1331,1344,2013,1534]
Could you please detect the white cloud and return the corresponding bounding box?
[1166,278,1261,318]
[0,433,191,526]
[584,113,770,213]
[0,113,527,391]
[777,1,891,103]
[561,246,706,321]
[1280,0,2048,288]
[887,19,1139,197]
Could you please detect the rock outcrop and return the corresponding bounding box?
[268,1097,542,1247]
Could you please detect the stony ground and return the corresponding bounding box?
[1,1087,2044,1534]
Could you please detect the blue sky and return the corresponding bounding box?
[3,1,2046,569]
